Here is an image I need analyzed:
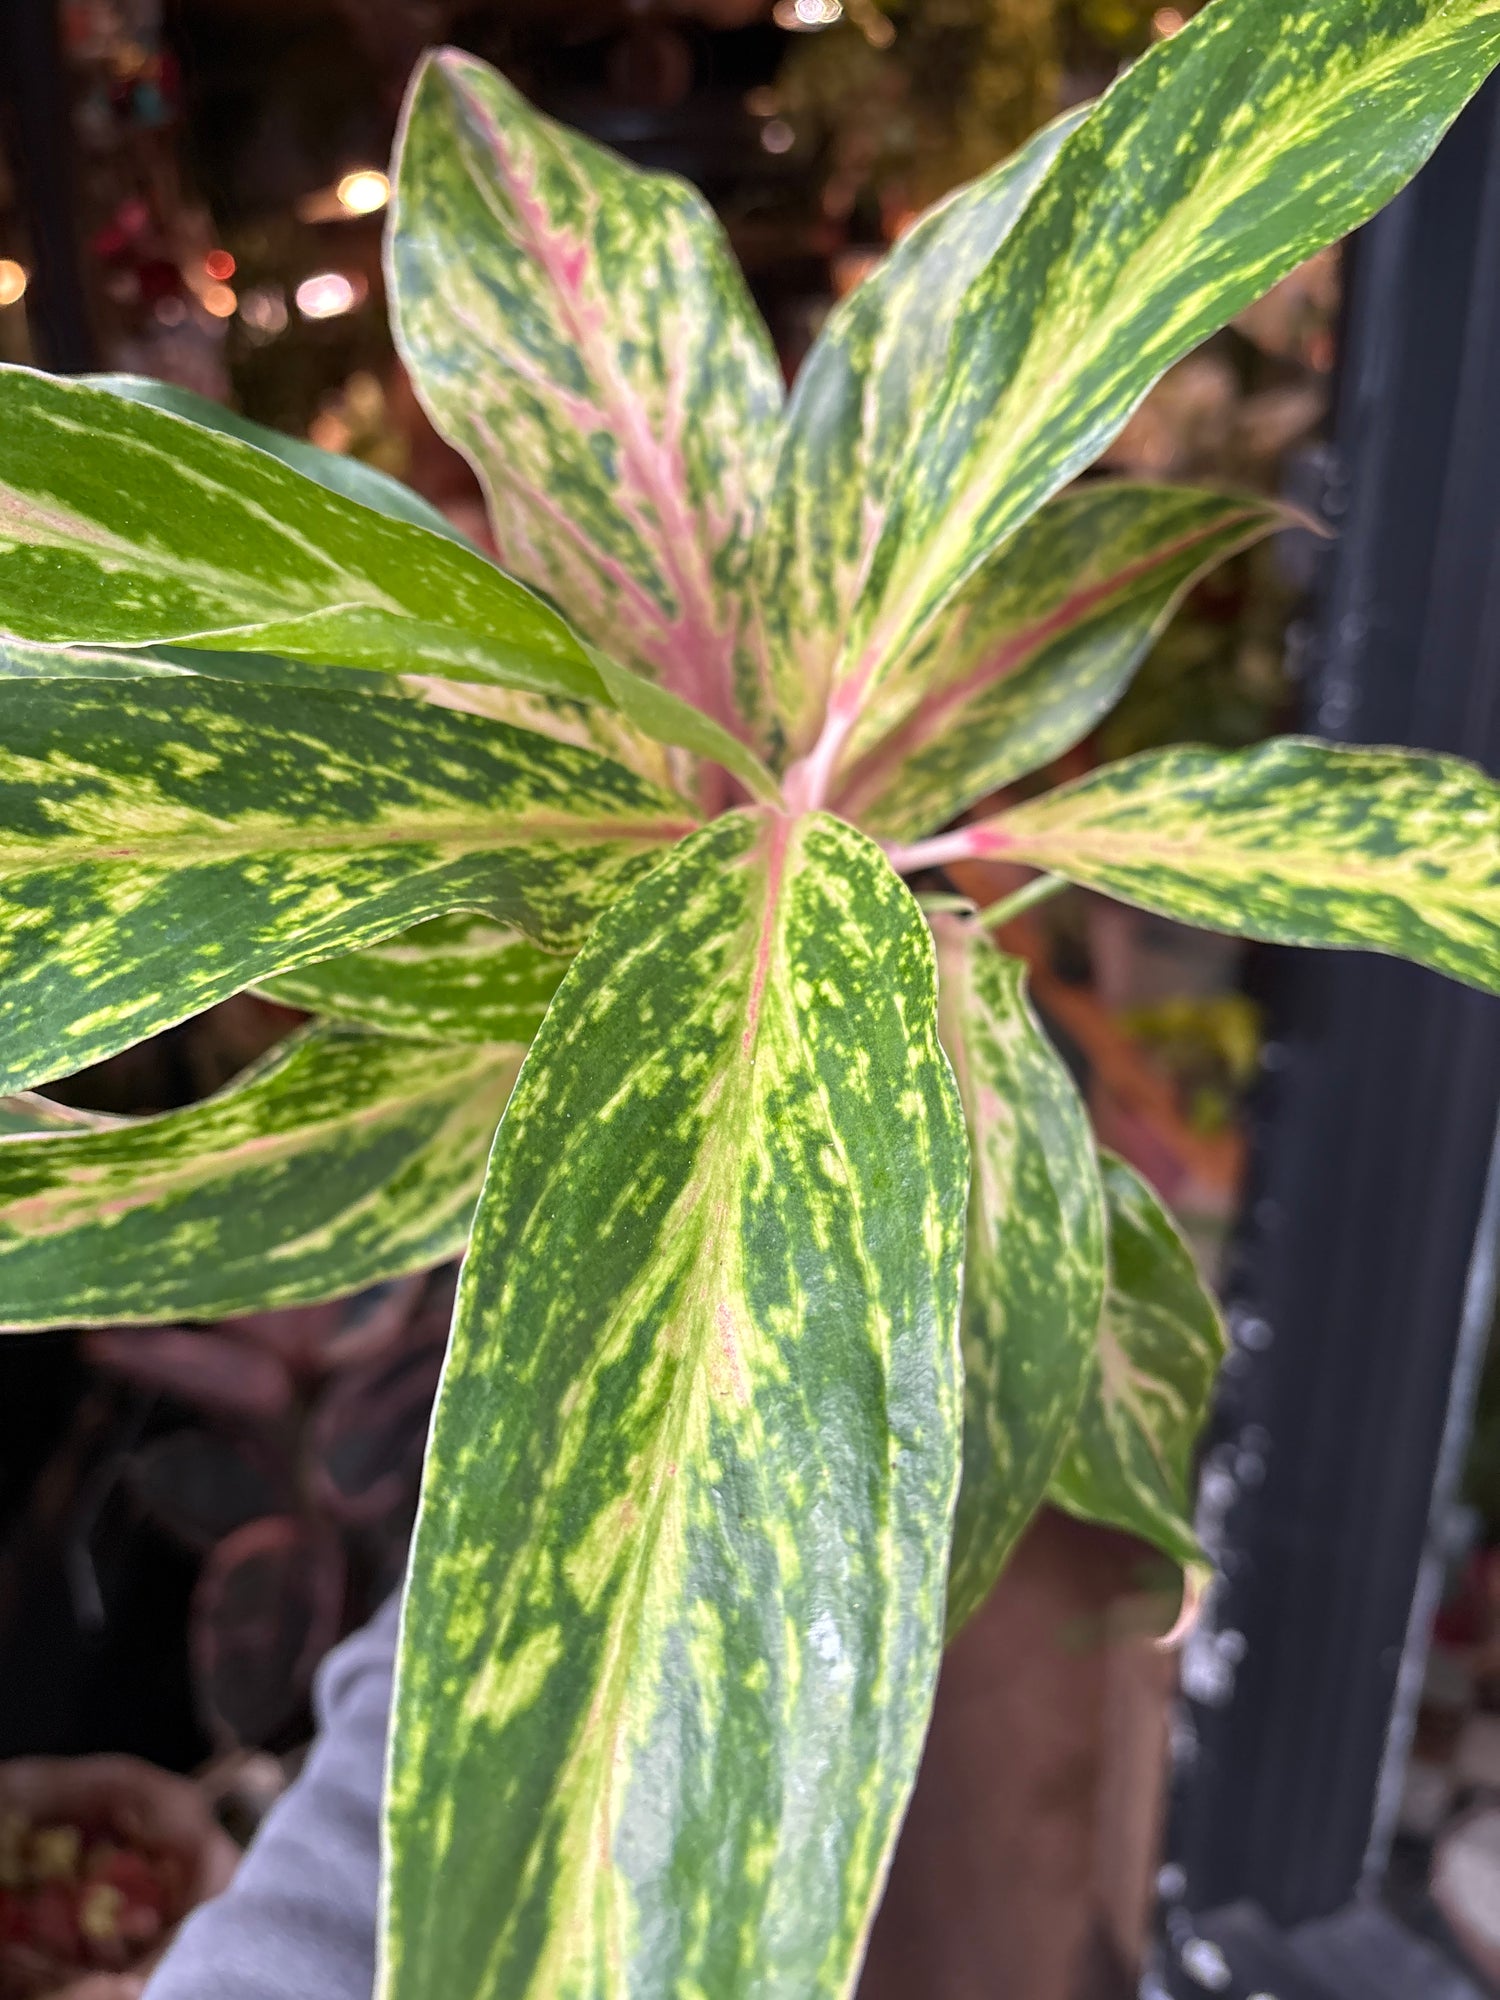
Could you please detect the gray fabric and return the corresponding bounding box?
[144,1595,398,2000]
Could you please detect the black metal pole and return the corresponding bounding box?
[1164,65,1500,1959]
[0,0,99,372]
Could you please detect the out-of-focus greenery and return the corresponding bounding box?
[1120,993,1263,1134]
[771,2,1182,224]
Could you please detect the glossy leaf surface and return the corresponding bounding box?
[756,108,1085,759]
[838,485,1285,840]
[0,367,599,700]
[971,739,1500,993]
[934,919,1106,1634]
[0,1028,516,1327]
[1049,1154,1223,1571]
[389,49,783,735]
[825,0,1500,765]
[85,372,472,545]
[261,914,569,1044]
[385,810,967,2000]
[0,677,689,1093]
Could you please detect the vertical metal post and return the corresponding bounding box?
[1167,72,1500,1931]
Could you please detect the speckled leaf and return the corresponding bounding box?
[826,0,1500,773]
[0,1095,113,1136]
[85,372,474,545]
[0,634,694,800]
[933,918,1105,1636]
[966,739,1500,993]
[0,1027,518,1328]
[1048,1153,1223,1572]
[384,810,967,2000]
[837,485,1286,841]
[389,48,783,739]
[401,671,685,796]
[0,677,690,1094]
[756,107,1087,761]
[0,366,600,701]
[261,914,569,1045]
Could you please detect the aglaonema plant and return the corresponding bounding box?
[1,2,1499,1993]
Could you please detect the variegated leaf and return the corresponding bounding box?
[816,0,1500,784]
[837,484,1286,841]
[757,107,1087,761]
[0,677,691,1094]
[401,671,684,796]
[389,48,784,740]
[0,1095,114,1136]
[85,372,473,545]
[958,739,1500,994]
[934,918,1106,1635]
[0,1027,517,1327]
[0,366,598,700]
[0,635,194,681]
[0,370,782,802]
[384,810,967,2000]
[260,914,569,1045]
[1048,1153,1223,1572]
[0,634,691,798]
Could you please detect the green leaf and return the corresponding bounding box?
[1048,1153,1224,1572]
[0,1027,518,1327]
[0,677,691,1094]
[934,919,1106,1635]
[820,0,1500,776]
[0,635,193,681]
[837,484,1287,841]
[385,810,967,2000]
[0,1095,113,1136]
[260,914,569,1044]
[389,48,784,739]
[0,365,602,701]
[756,107,1087,760]
[967,738,1500,994]
[588,647,782,806]
[84,372,473,546]
[0,634,696,798]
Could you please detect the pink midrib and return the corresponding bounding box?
[470,88,737,726]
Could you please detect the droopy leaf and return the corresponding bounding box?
[0,366,599,700]
[1048,1153,1224,1572]
[260,914,569,1045]
[967,739,1500,994]
[84,373,473,545]
[756,107,1086,758]
[385,810,967,2000]
[0,677,690,1093]
[0,1028,518,1327]
[389,48,783,737]
[934,919,1106,1635]
[837,484,1286,840]
[827,0,1500,764]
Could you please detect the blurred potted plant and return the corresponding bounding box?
[0,6,1497,1995]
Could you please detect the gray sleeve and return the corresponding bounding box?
[144,1594,399,2000]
